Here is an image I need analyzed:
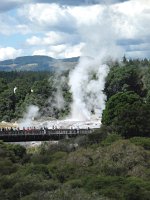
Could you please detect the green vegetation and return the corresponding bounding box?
[102,91,150,138]
[0,71,72,121]
[102,58,150,138]
[0,130,149,200]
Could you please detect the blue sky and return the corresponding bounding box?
[0,0,150,60]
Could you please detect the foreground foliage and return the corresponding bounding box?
[0,131,150,200]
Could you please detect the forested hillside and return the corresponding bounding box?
[0,71,72,121]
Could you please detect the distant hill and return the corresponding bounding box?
[0,55,79,71]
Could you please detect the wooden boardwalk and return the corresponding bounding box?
[0,129,93,142]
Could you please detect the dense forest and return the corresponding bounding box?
[0,58,150,199]
[0,71,72,121]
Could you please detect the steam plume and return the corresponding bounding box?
[69,5,124,121]
[41,73,68,117]
[19,105,39,129]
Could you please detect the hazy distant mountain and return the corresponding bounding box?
[0,55,79,71]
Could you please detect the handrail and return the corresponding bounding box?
[0,128,93,136]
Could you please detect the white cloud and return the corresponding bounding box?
[0,14,17,35]
[26,31,77,46]
[113,0,150,39]
[0,47,23,61]
[18,1,149,58]
[16,24,30,34]
[26,36,41,45]
[33,43,84,58]
[68,5,104,26]
[0,11,30,35]
[19,3,76,32]
[0,0,150,59]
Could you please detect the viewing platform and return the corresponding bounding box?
[0,128,93,142]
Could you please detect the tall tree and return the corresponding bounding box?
[102,91,150,138]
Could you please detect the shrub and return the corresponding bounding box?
[24,164,52,179]
[64,179,83,189]
[130,137,150,150]
[87,125,112,144]
[95,140,149,177]
[84,176,125,199]
[124,177,150,200]
[101,133,122,146]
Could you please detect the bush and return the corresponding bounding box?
[24,164,52,179]
[51,151,67,161]
[48,163,75,183]
[31,153,51,164]
[87,125,112,144]
[101,133,122,146]
[84,176,150,200]
[94,140,149,177]
[20,188,106,200]
[9,175,42,199]
[130,137,150,150]
[84,176,125,199]
[64,179,83,189]
[124,177,150,200]
[0,159,18,175]
[7,144,26,159]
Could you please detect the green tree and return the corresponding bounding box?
[102,91,150,138]
[104,65,144,99]
[0,78,8,93]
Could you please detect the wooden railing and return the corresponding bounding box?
[0,128,93,142]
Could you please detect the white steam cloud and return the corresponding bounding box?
[51,74,66,110]
[69,57,109,120]
[69,5,124,121]
[19,105,39,129]
[41,73,68,117]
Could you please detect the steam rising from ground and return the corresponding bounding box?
[69,57,109,120]
[41,73,68,117]
[69,5,124,121]
[48,73,66,110]
[18,105,39,129]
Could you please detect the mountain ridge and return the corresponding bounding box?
[0,55,80,71]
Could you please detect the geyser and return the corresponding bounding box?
[68,5,124,122]
[69,57,109,121]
